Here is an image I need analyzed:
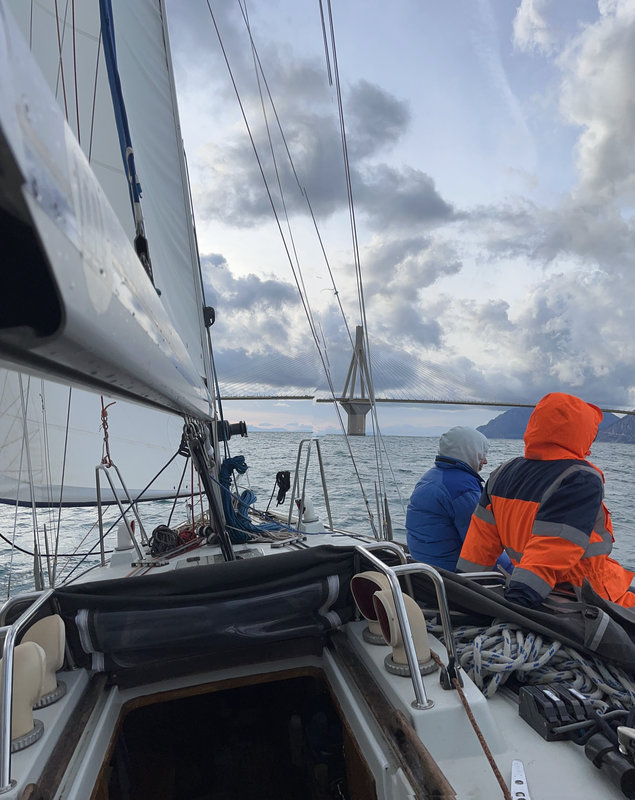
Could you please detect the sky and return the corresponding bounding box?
[162,0,635,435]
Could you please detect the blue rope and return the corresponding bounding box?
[219,456,287,543]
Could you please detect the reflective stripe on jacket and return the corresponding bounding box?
[457,393,635,608]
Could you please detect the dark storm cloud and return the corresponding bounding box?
[194,96,452,231]
[353,165,454,227]
[201,254,297,311]
[175,6,449,233]
[215,345,321,395]
[194,110,348,226]
[346,80,411,159]
[381,304,444,349]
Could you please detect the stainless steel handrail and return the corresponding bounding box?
[95,463,146,564]
[288,438,334,531]
[0,588,55,794]
[354,546,460,710]
[0,592,45,628]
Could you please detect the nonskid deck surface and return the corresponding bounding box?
[73,529,372,583]
[343,621,626,800]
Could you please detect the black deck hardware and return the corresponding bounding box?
[518,685,594,741]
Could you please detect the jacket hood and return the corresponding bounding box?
[524,393,602,461]
[438,426,488,472]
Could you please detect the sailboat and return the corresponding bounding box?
[1,2,635,799]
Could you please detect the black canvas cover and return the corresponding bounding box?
[412,569,635,669]
[54,545,358,672]
[52,543,635,675]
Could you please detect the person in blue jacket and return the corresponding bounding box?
[406,426,511,572]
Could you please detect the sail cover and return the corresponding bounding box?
[54,546,357,674]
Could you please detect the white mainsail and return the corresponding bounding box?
[0,0,214,416]
[0,0,216,505]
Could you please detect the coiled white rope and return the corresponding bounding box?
[428,619,635,711]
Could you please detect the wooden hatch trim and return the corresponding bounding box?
[329,631,456,800]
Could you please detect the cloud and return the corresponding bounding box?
[559,1,635,203]
[346,80,411,159]
[201,255,297,311]
[168,1,635,416]
[434,266,635,409]
[192,84,444,230]
[513,0,558,54]
[363,237,462,287]
[353,165,454,227]
[173,4,449,232]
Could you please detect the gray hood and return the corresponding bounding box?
[438,426,489,472]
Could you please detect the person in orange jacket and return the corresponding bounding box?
[456,392,635,609]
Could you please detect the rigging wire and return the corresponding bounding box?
[317,0,333,85]
[17,375,44,591]
[324,0,394,524]
[205,0,328,370]
[3,369,24,599]
[71,0,80,142]
[38,380,55,586]
[52,386,73,585]
[240,0,392,523]
[209,0,379,535]
[233,2,355,351]
[53,0,70,120]
[88,32,102,163]
[240,1,322,353]
[57,447,192,583]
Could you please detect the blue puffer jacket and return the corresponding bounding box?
[406,456,484,571]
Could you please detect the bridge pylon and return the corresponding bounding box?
[339,326,373,436]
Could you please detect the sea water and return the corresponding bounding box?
[1,433,635,597]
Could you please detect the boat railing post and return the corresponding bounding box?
[289,438,334,531]
[95,466,106,566]
[355,546,434,710]
[361,541,414,596]
[0,593,46,628]
[313,440,333,530]
[0,589,55,794]
[391,562,462,689]
[288,439,307,528]
[95,464,146,561]
[355,546,461,708]
[298,441,313,530]
[105,463,150,545]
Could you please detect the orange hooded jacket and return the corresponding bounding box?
[457,393,635,608]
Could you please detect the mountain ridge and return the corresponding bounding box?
[477,407,633,442]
